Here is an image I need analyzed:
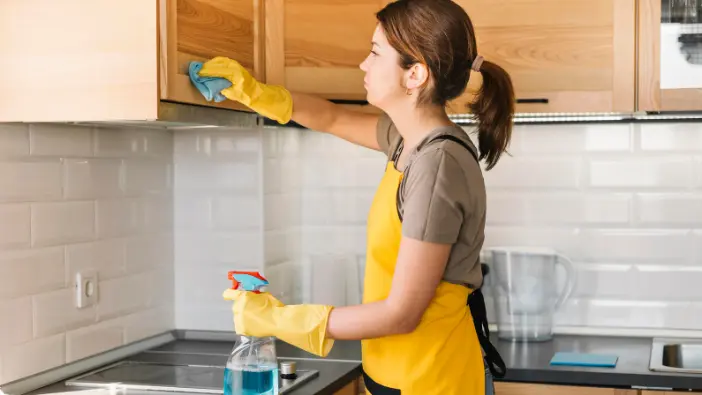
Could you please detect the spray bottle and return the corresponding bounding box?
[224,271,279,395]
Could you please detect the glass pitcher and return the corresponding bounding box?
[486,247,576,342]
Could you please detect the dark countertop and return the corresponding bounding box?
[146,334,702,391]
[24,334,702,394]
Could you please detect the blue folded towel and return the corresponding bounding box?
[550,352,618,368]
[188,61,232,103]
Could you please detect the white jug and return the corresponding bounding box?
[485,247,576,342]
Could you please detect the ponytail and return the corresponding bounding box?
[468,60,515,171]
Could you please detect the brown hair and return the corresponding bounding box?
[376,0,515,170]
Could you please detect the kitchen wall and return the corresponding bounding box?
[0,123,174,384]
[257,121,702,332]
[173,127,264,331]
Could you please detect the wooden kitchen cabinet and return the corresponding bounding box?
[0,0,259,123]
[448,0,637,114]
[264,0,389,102]
[495,382,637,395]
[638,0,702,111]
[160,0,265,111]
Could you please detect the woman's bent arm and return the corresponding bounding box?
[325,236,451,340]
[290,92,381,151]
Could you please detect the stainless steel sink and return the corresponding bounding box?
[650,337,702,373]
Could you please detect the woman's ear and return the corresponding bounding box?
[405,63,430,91]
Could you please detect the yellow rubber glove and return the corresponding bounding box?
[222,289,335,357]
[198,57,293,124]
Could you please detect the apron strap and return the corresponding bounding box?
[394,133,508,379]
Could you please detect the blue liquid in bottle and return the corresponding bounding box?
[224,365,279,395]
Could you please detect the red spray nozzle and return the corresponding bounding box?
[228,271,269,293]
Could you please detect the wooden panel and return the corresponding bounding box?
[662,89,702,110]
[160,0,261,110]
[176,0,256,70]
[265,0,286,84]
[333,378,359,395]
[0,0,158,122]
[637,0,662,111]
[284,0,383,68]
[495,382,637,395]
[285,67,366,99]
[612,0,636,112]
[450,0,635,114]
[642,392,702,395]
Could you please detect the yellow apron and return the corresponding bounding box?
[360,159,485,395]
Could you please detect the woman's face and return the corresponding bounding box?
[359,25,407,110]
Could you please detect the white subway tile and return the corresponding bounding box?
[124,160,171,195]
[175,196,211,230]
[636,193,702,224]
[33,288,97,337]
[265,230,301,265]
[64,159,123,199]
[280,158,301,190]
[66,322,123,362]
[483,226,580,253]
[515,123,632,153]
[1,333,65,383]
[175,305,233,332]
[554,299,702,330]
[174,130,259,159]
[573,263,702,301]
[66,239,126,283]
[96,199,140,238]
[123,307,173,343]
[484,157,582,189]
[97,273,151,320]
[176,232,262,267]
[487,193,631,225]
[577,229,693,262]
[174,266,234,306]
[0,124,30,157]
[0,204,31,248]
[29,124,92,157]
[31,201,95,246]
[139,196,174,233]
[0,297,32,351]
[93,128,141,157]
[137,129,173,158]
[0,160,62,202]
[639,123,702,151]
[265,194,300,231]
[0,247,64,299]
[175,162,258,192]
[302,226,365,255]
[125,234,172,274]
[264,159,282,194]
[589,157,693,188]
[301,193,333,226]
[212,196,261,231]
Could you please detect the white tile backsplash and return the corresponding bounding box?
[173,127,264,331]
[261,121,702,333]
[2,118,702,383]
[0,123,173,385]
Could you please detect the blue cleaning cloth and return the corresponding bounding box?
[549,352,618,368]
[188,61,232,103]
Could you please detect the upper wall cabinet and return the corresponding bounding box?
[0,0,261,123]
[264,0,389,102]
[449,0,637,114]
[638,0,702,111]
[160,0,264,110]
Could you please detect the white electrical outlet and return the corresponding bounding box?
[76,270,98,309]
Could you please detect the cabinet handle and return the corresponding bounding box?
[516,98,549,104]
[329,99,370,105]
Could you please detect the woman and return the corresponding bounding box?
[210,0,514,393]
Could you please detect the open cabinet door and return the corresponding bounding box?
[638,0,702,111]
[0,0,159,122]
[158,0,264,112]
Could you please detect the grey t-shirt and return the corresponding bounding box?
[376,112,486,289]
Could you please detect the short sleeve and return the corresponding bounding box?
[401,149,466,244]
[376,112,399,158]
